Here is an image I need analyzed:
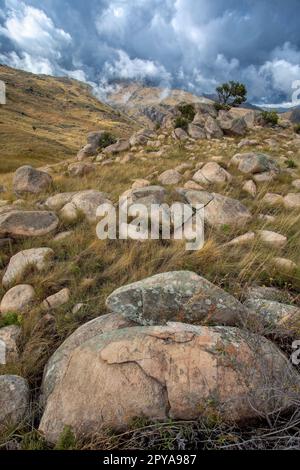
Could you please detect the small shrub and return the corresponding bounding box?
[261,110,279,126]
[98,132,116,150]
[55,426,77,450]
[174,116,189,131]
[286,159,298,169]
[294,123,300,134]
[0,312,22,328]
[214,102,230,112]
[177,103,196,122]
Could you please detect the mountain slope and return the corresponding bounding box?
[0,66,135,173]
[106,82,214,126]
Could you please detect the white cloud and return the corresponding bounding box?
[0,51,55,75]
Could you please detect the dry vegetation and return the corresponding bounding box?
[0,69,300,449]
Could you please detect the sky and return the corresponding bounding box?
[0,0,300,106]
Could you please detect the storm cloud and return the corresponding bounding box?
[0,0,300,105]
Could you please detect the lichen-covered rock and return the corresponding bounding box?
[42,288,70,311]
[0,375,29,430]
[39,323,300,443]
[106,271,248,326]
[244,298,300,334]
[0,211,59,238]
[205,116,223,139]
[258,230,287,249]
[231,153,279,175]
[284,193,300,209]
[188,124,206,139]
[103,139,130,154]
[13,166,52,195]
[60,190,112,223]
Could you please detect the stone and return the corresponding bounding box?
[217,113,247,136]
[39,323,300,443]
[68,162,95,177]
[0,211,59,238]
[0,326,21,363]
[292,179,300,190]
[158,170,182,185]
[42,288,70,311]
[272,257,297,272]
[0,285,35,315]
[60,190,112,223]
[284,193,300,209]
[231,153,279,175]
[245,286,292,303]
[258,230,287,249]
[131,179,150,190]
[45,193,77,211]
[77,144,97,160]
[193,162,232,185]
[41,313,135,405]
[258,214,276,223]
[224,232,255,247]
[253,172,276,183]
[263,193,284,205]
[173,128,189,141]
[243,180,257,197]
[106,271,247,327]
[13,166,52,195]
[103,139,130,154]
[0,375,29,430]
[2,248,54,288]
[244,298,300,334]
[205,116,223,139]
[238,139,258,149]
[53,231,73,242]
[179,190,252,227]
[187,124,206,139]
[184,181,204,191]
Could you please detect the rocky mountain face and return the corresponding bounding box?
[0,68,300,450]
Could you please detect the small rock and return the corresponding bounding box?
[0,285,35,315]
[292,179,300,190]
[68,162,95,177]
[131,179,150,190]
[2,248,54,288]
[0,326,21,364]
[53,231,73,242]
[193,162,232,185]
[272,257,297,271]
[158,170,182,185]
[243,180,257,197]
[258,230,287,249]
[103,139,130,154]
[224,232,255,247]
[173,128,189,141]
[13,166,52,195]
[0,375,29,430]
[263,193,284,205]
[42,288,70,311]
[283,193,300,209]
[184,181,204,190]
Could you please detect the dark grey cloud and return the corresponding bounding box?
[1,0,300,105]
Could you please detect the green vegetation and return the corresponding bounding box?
[0,312,22,328]
[98,132,117,150]
[261,110,279,126]
[216,81,247,108]
[174,116,189,131]
[294,123,300,134]
[177,103,196,122]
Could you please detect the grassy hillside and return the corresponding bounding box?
[0,66,136,173]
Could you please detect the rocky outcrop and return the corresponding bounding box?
[39,322,300,443]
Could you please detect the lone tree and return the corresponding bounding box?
[216,81,247,108]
